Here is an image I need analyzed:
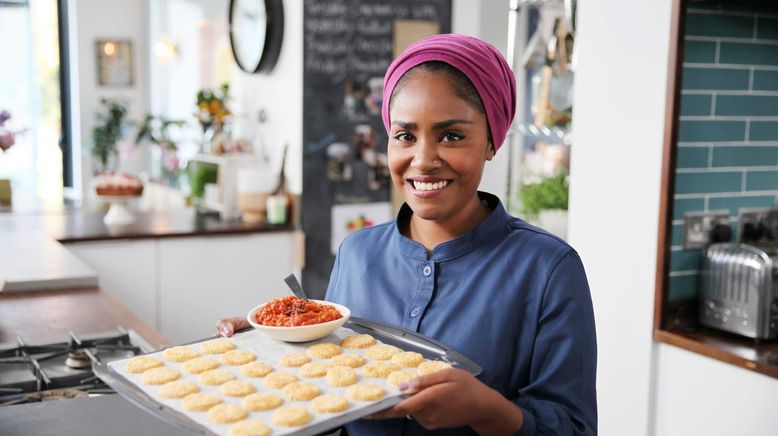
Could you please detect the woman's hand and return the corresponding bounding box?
[368,368,523,435]
[215,317,250,337]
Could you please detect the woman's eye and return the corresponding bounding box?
[441,132,464,142]
[393,132,415,142]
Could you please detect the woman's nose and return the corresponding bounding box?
[411,139,441,170]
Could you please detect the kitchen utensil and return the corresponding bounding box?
[533,18,558,128]
[284,273,308,301]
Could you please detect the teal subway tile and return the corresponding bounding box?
[716,95,778,116]
[685,13,754,38]
[722,3,778,13]
[720,42,778,66]
[680,94,712,116]
[675,172,742,194]
[688,2,720,10]
[758,18,778,40]
[683,41,716,63]
[678,121,746,142]
[754,70,778,91]
[673,198,706,220]
[677,147,709,168]
[668,273,700,300]
[746,170,778,191]
[750,121,778,141]
[712,146,778,167]
[682,68,750,90]
[709,195,776,216]
[670,250,703,271]
[671,224,684,246]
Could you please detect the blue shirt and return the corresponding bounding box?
[325,193,597,435]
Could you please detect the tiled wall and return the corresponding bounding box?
[669,1,778,300]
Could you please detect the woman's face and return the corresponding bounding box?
[388,70,493,223]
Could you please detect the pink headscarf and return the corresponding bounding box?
[381,34,517,152]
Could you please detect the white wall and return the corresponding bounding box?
[567,0,673,434]
[72,0,149,189]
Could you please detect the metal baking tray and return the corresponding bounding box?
[95,317,481,436]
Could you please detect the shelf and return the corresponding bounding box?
[513,123,572,145]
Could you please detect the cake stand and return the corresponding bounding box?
[97,195,140,225]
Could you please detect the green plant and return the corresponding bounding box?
[519,173,569,220]
[135,114,185,150]
[91,99,128,173]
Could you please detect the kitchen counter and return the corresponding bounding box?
[0,286,168,348]
[0,207,294,243]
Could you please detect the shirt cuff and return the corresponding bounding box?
[515,406,536,436]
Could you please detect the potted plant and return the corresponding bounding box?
[519,172,569,238]
[195,83,231,154]
[135,114,185,187]
[91,99,128,174]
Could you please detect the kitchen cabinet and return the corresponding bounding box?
[67,240,158,329]
[158,233,294,343]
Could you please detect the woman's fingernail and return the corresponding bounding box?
[221,326,231,337]
[398,383,409,391]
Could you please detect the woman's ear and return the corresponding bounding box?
[486,144,495,161]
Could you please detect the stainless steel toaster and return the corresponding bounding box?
[700,243,778,340]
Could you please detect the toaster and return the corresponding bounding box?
[700,243,778,340]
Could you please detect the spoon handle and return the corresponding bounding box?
[284,273,308,301]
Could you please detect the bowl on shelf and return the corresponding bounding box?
[246,299,350,342]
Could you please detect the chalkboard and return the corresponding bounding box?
[302,0,452,297]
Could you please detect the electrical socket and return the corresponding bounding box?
[683,211,730,250]
[738,207,778,244]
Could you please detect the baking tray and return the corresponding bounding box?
[95,316,481,436]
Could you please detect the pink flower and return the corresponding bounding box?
[162,150,179,172]
[0,110,10,126]
[0,131,15,151]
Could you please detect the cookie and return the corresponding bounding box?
[271,406,312,427]
[141,367,180,385]
[299,361,329,378]
[207,403,248,424]
[228,420,271,436]
[364,344,402,360]
[162,346,199,363]
[311,393,350,413]
[220,380,257,397]
[181,392,222,411]
[263,371,298,389]
[282,381,320,401]
[125,355,163,373]
[306,343,342,359]
[242,392,284,412]
[326,365,358,387]
[346,383,386,401]
[329,354,366,368]
[158,380,199,399]
[182,357,220,374]
[362,361,400,378]
[220,349,256,366]
[200,338,236,354]
[279,353,310,367]
[198,368,236,386]
[387,370,417,388]
[240,361,273,378]
[340,334,376,349]
[417,360,452,376]
[391,351,424,368]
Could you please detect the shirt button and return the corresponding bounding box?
[422,265,432,276]
[410,307,420,317]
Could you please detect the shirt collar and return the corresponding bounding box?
[393,192,512,262]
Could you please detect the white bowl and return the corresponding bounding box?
[246,299,351,342]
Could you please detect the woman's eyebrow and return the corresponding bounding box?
[392,120,416,130]
[432,119,473,129]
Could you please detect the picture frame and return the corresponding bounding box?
[96,39,133,86]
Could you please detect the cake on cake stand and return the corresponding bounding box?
[97,194,139,225]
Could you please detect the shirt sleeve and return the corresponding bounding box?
[514,250,597,436]
[324,243,343,303]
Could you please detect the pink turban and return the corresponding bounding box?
[381,34,517,152]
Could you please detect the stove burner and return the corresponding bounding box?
[0,327,153,405]
[65,350,91,369]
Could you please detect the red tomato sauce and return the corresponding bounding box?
[255,296,342,327]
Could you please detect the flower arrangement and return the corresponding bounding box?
[135,114,186,185]
[195,82,231,133]
[0,110,25,152]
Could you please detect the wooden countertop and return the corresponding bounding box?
[0,208,294,244]
[0,287,169,348]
